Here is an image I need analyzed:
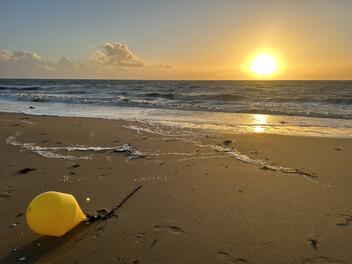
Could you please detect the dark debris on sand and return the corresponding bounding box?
[70,163,80,169]
[223,140,233,145]
[308,239,319,250]
[87,185,143,222]
[18,168,36,174]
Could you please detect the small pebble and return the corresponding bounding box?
[19,257,26,261]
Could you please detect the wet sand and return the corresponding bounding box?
[0,112,351,264]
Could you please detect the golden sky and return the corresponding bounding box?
[0,0,351,79]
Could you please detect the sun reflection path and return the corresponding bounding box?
[253,114,268,133]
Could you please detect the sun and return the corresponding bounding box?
[250,54,278,76]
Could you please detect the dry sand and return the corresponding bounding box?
[0,112,351,264]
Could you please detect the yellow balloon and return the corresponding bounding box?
[26,191,86,236]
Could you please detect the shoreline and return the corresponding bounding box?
[1,112,352,263]
[1,111,352,143]
[1,100,351,138]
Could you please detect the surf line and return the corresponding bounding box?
[5,134,145,160]
[198,144,318,182]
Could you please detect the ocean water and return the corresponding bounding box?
[0,79,351,137]
[0,79,351,119]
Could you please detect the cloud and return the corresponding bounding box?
[0,50,12,61]
[57,57,74,70]
[0,50,52,76]
[156,64,173,69]
[90,42,145,67]
[0,42,173,78]
[0,50,42,66]
[0,49,79,75]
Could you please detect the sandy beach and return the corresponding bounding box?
[2,0,352,262]
[0,112,351,263]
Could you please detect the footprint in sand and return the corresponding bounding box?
[0,191,11,198]
[0,186,14,198]
[303,256,342,264]
[153,225,185,234]
[216,251,249,263]
[150,238,160,249]
[336,214,352,227]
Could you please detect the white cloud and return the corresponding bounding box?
[11,50,42,62]
[0,50,51,76]
[0,50,78,75]
[0,43,173,78]
[0,50,12,61]
[90,42,145,67]
[0,49,42,65]
[57,57,74,70]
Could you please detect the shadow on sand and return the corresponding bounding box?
[0,222,96,264]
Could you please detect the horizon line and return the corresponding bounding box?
[0,78,351,82]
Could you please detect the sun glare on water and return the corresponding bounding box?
[250,54,278,76]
